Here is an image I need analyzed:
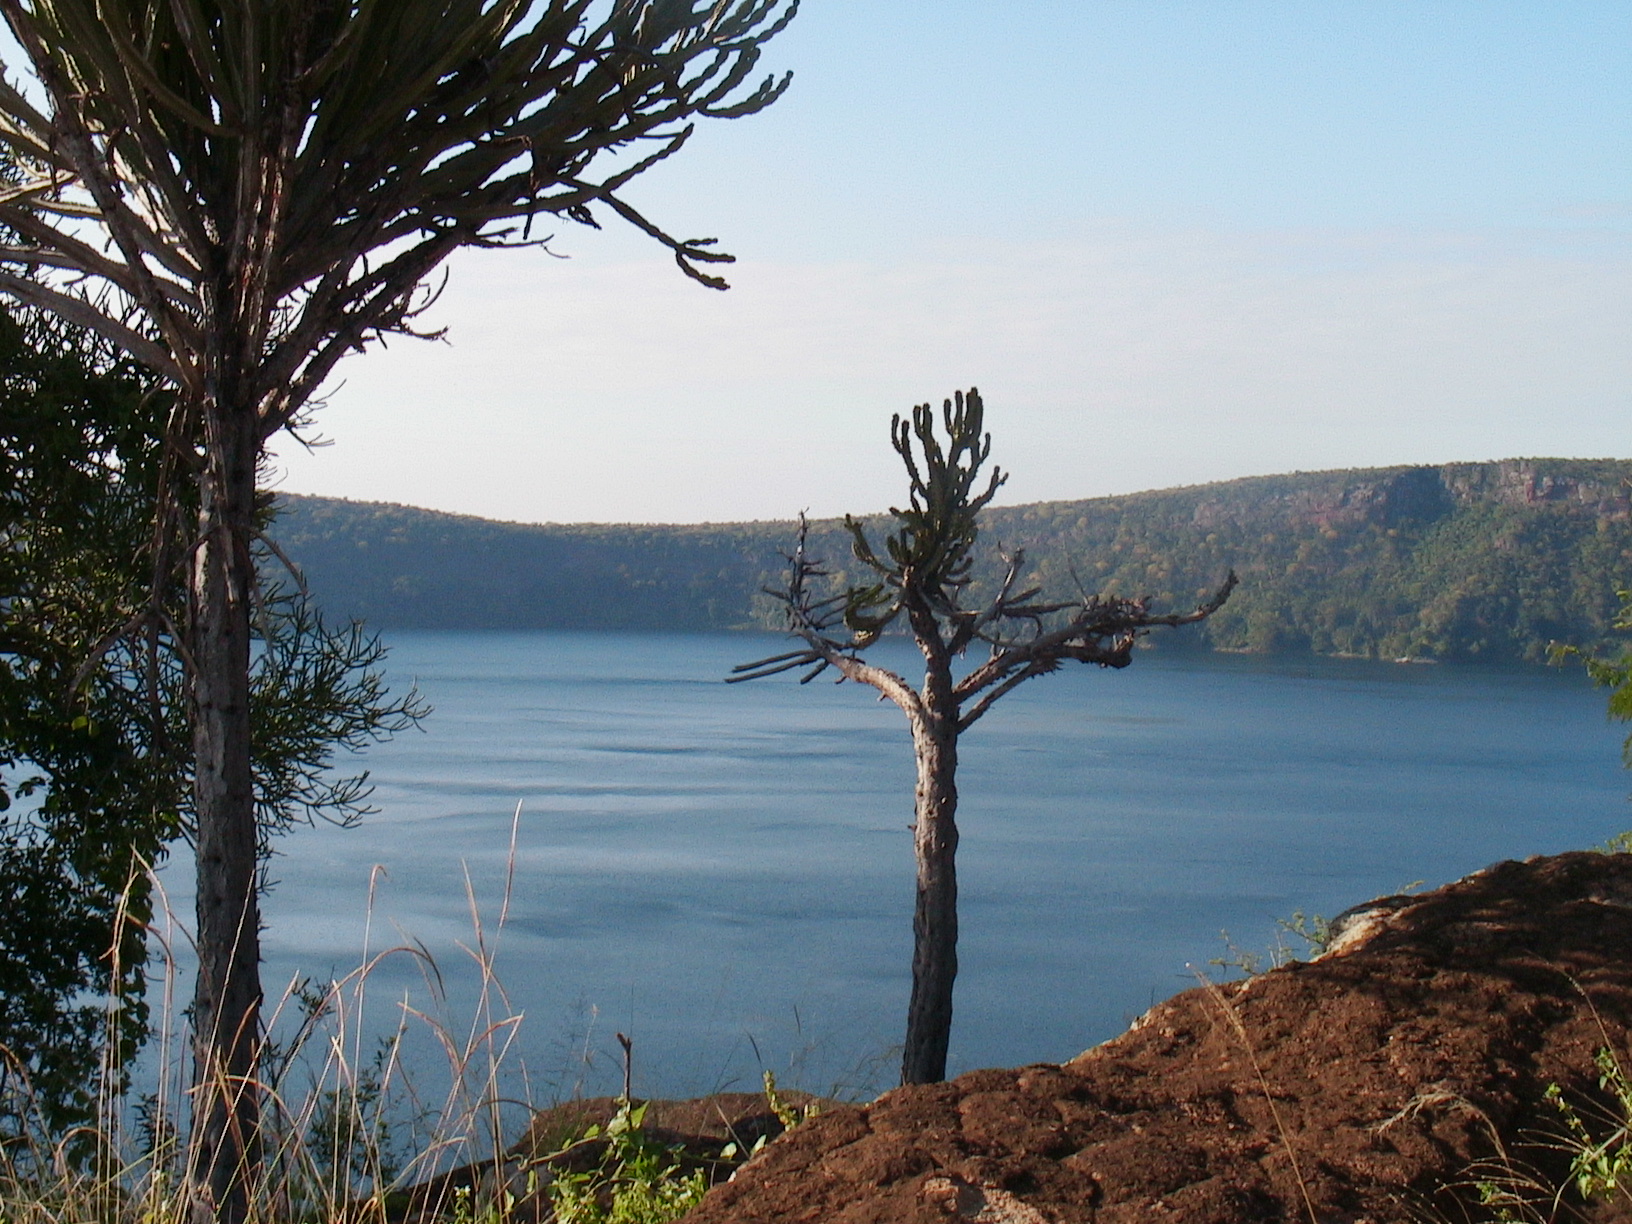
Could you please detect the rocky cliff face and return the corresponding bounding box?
[1187,465,1454,533]
[689,853,1632,1224]
[1185,459,1632,536]
[1441,460,1632,520]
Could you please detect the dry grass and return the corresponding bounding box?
[0,805,563,1223]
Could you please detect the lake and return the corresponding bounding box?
[155,631,1632,1101]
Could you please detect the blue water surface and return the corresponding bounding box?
[157,631,1632,1099]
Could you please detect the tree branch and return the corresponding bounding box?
[731,514,921,716]
[0,269,177,375]
[946,546,1026,656]
[954,572,1238,714]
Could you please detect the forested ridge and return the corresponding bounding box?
[274,457,1632,664]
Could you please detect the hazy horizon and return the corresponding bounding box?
[268,2,1630,527]
[280,451,1631,531]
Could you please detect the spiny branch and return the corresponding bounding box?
[0,0,799,439]
[730,513,919,713]
[735,389,1237,735]
[954,573,1239,731]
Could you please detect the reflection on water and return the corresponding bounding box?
[158,631,1632,1097]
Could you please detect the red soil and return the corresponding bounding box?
[686,853,1632,1223]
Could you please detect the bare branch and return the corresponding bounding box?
[946,546,1025,656]
[255,533,308,598]
[956,658,1060,733]
[0,207,202,315]
[954,572,1240,710]
[732,513,920,714]
[729,648,821,680]
[0,10,196,349]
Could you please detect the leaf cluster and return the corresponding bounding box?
[1547,1048,1632,1206]
[300,1033,410,1196]
[0,306,179,1141]
[249,587,427,853]
[547,1099,709,1224]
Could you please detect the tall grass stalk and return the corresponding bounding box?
[0,802,552,1223]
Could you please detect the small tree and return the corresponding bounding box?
[733,389,1235,1085]
[0,3,793,1217]
[1556,589,1632,814]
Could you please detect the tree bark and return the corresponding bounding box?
[185,392,262,1224]
[901,638,960,1085]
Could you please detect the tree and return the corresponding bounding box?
[733,389,1236,1085]
[0,302,422,1147]
[0,3,793,1217]
[0,305,182,1146]
[1556,589,1632,799]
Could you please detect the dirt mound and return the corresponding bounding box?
[688,853,1632,1223]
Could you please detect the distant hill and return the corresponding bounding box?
[272,458,1632,664]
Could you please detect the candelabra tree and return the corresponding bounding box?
[733,388,1236,1085]
[0,2,794,1219]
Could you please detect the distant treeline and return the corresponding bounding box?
[272,458,1632,664]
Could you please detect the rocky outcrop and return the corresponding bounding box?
[1188,465,1454,534]
[689,853,1632,1223]
[1441,460,1632,519]
[1185,459,1632,537]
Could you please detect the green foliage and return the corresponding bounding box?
[1599,832,1632,855]
[1473,1176,1533,1223]
[1547,1049,1632,1205]
[247,587,427,849]
[759,1069,819,1134]
[547,1099,709,1224]
[1209,909,1331,978]
[0,306,180,1140]
[1003,464,1632,664]
[1555,586,1632,761]
[841,391,1005,639]
[1206,932,1267,978]
[1455,1048,1632,1221]
[301,1037,408,1194]
[1275,909,1332,958]
[0,305,425,1143]
[1557,587,1632,860]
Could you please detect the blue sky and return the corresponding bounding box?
[271,1,1631,524]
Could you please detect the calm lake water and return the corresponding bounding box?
[158,631,1632,1100]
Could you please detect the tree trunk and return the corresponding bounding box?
[185,395,262,1224]
[901,710,959,1085]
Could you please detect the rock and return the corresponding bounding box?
[687,853,1632,1223]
